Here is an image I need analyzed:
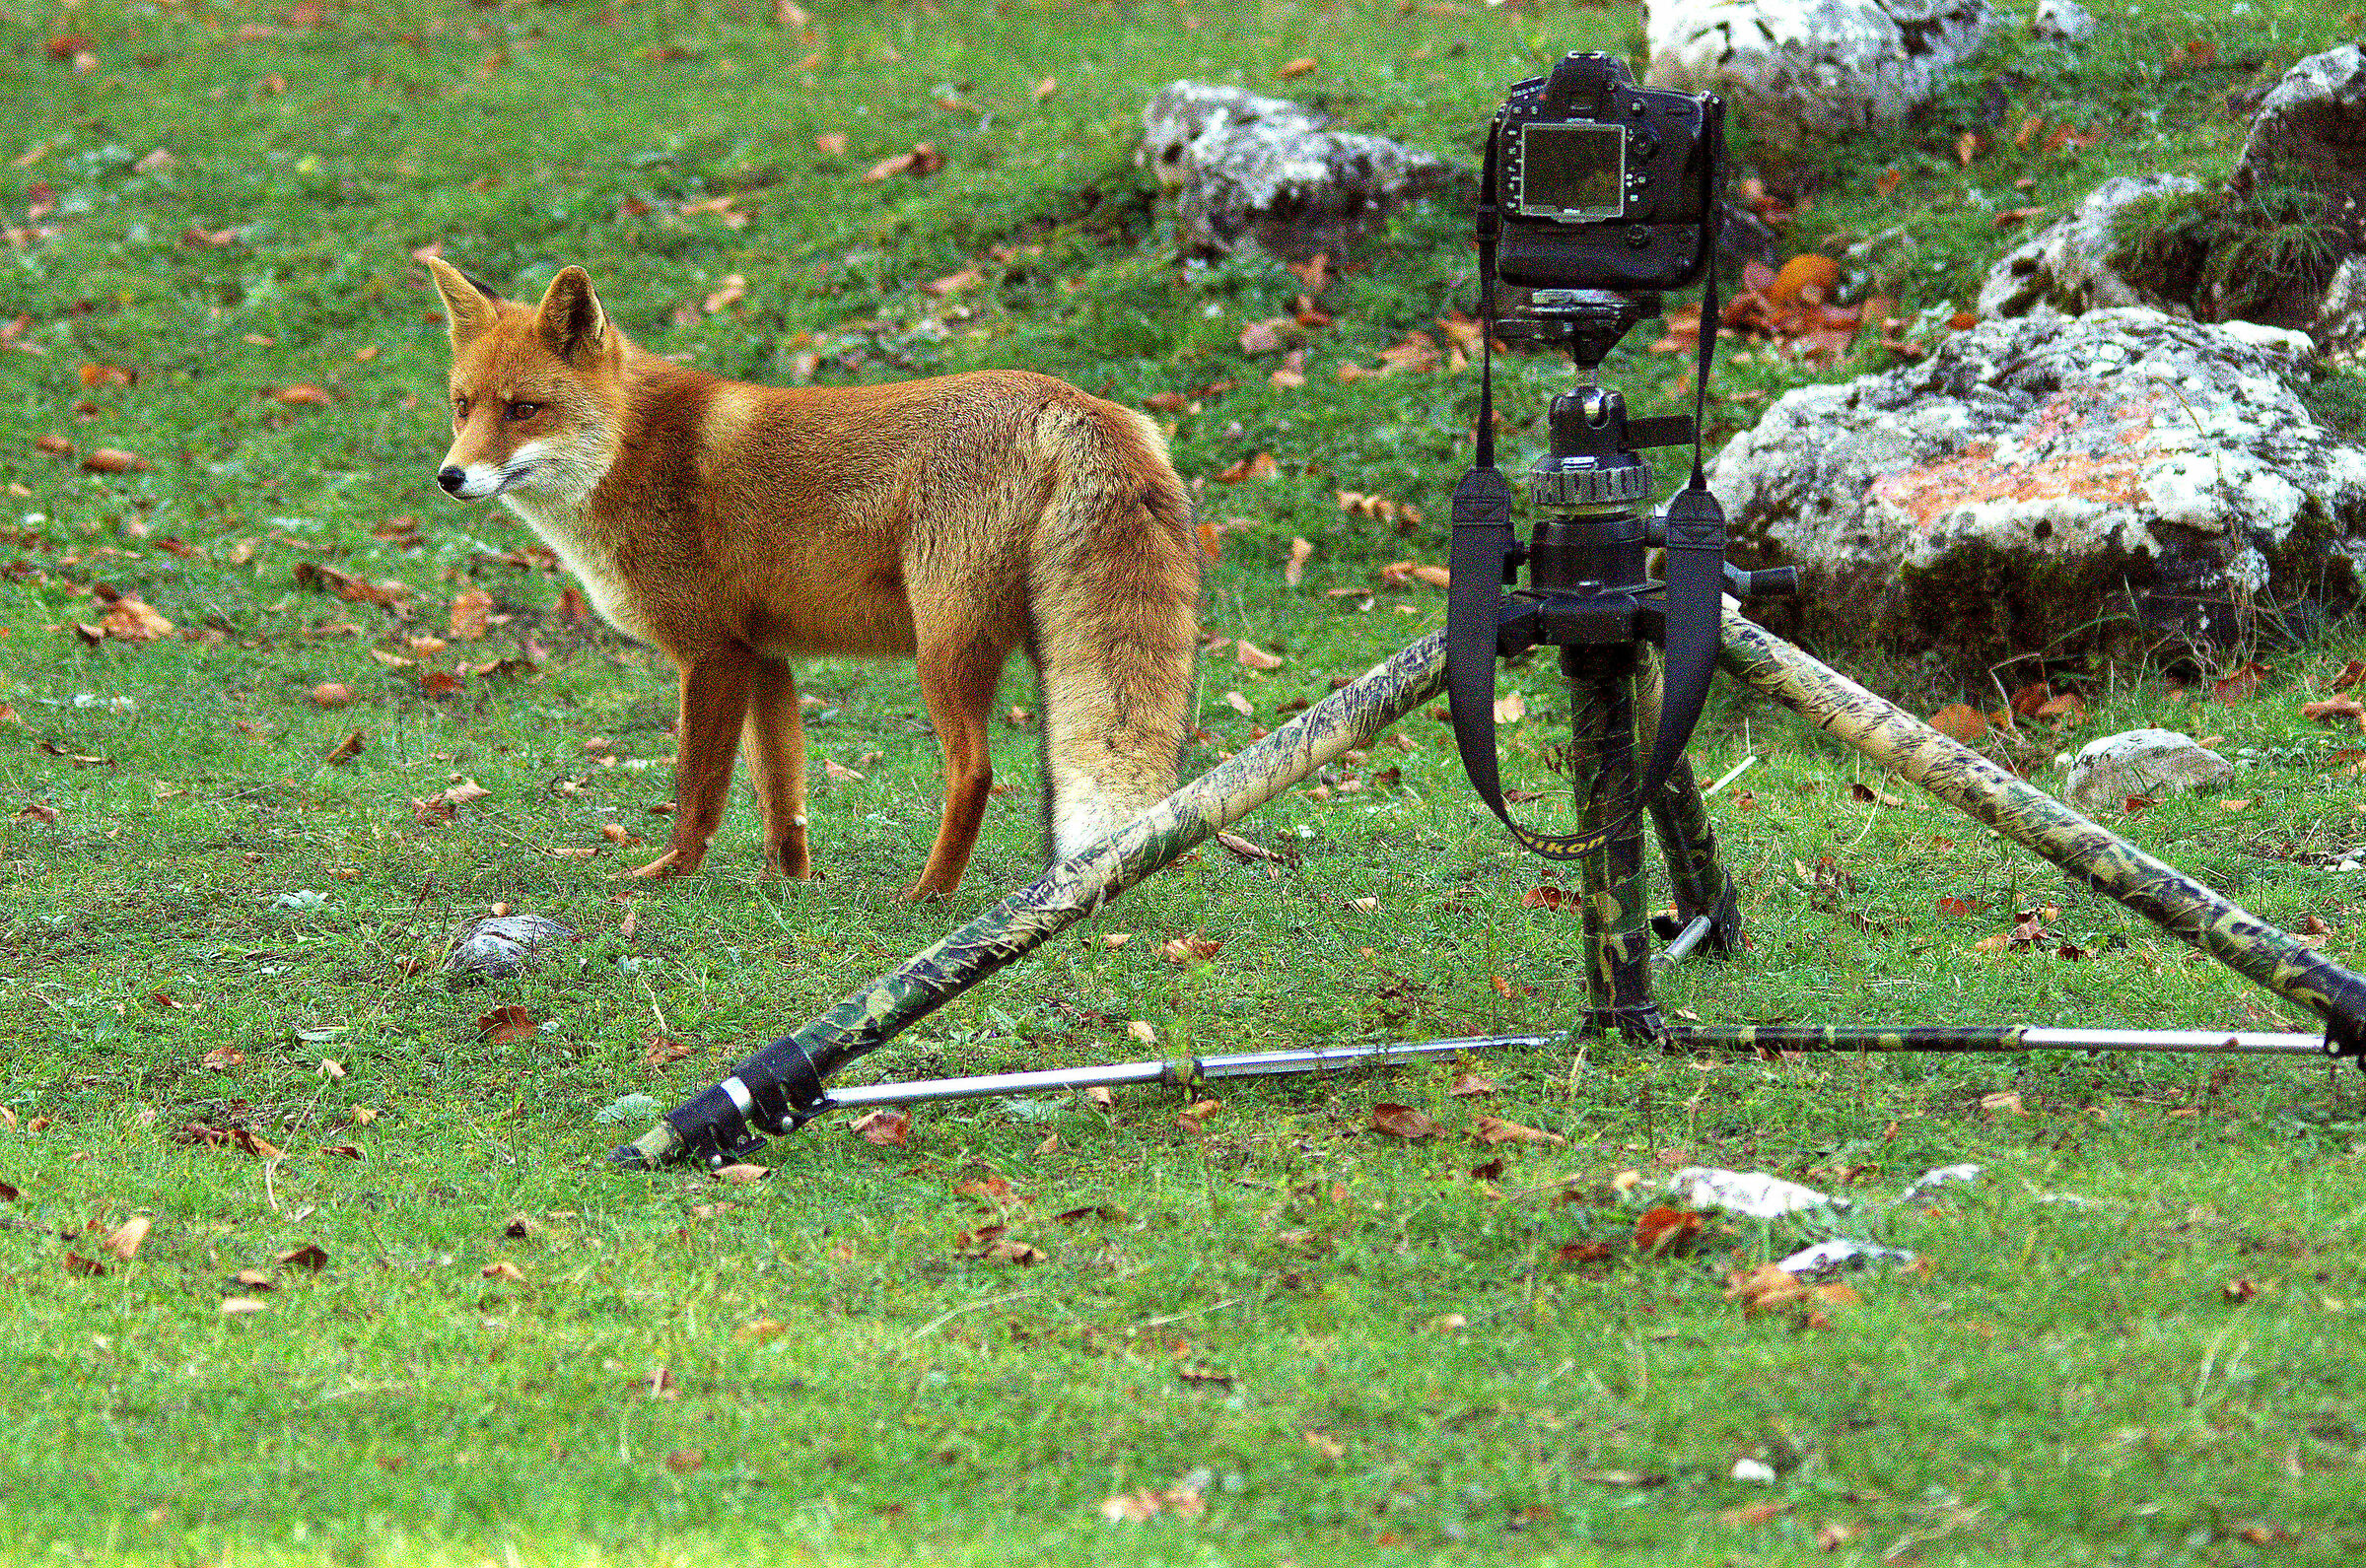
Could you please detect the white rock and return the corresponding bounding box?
[1642,0,1992,143]
[2060,729,2234,815]
[1976,174,2200,322]
[1141,82,1457,259]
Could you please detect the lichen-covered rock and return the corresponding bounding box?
[1641,0,1991,144]
[2233,45,2366,351]
[2061,729,2233,815]
[1977,174,2201,321]
[1141,82,1460,260]
[1712,308,2366,663]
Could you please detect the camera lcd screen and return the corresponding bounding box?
[1516,122,1625,221]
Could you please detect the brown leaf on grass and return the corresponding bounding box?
[851,1108,911,1146]
[293,561,408,611]
[200,1046,244,1071]
[812,131,848,156]
[2223,1276,2261,1303]
[714,1163,768,1184]
[1214,831,1281,862]
[2332,658,2366,691]
[1237,316,1296,355]
[1277,55,1316,79]
[79,446,150,473]
[1446,1072,1497,1098]
[1521,883,1575,912]
[230,1127,284,1160]
[323,729,365,766]
[448,588,493,640]
[2302,696,2365,727]
[273,383,333,406]
[311,681,355,708]
[1369,1102,1445,1139]
[1285,535,1313,586]
[1928,703,1989,744]
[1635,1205,1704,1256]
[480,1260,525,1281]
[477,1004,538,1045]
[1234,639,1284,670]
[1727,1261,1810,1315]
[862,142,941,181]
[964,1234,1047,1265]
[100,1215,151,1261]
[1556,1239,1615,1264]
[643,1031,699,1069]
[1159,933,1224,964]
[2212,659,2271,701]
[1213,451,1277,484]
[75,590,174,644]
[1474,1115,1566,1146]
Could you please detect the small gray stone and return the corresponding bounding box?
[2061,729,2234,815]
[445,914,577,986]
[2030,0,2095,42]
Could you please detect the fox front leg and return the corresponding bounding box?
[630,648,756,879]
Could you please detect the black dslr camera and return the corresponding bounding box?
[1490,52,1720,295]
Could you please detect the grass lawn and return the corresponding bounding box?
[5,1,2365,1563]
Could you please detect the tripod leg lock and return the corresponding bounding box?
[2323,1008,2366,1066]
[609,1040,832,1170]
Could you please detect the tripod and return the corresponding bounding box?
[608,295,2366,1169]
[1443,287,1771,1044]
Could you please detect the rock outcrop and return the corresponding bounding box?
[1711,309,2366,664]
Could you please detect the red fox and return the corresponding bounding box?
[425,257,1200,899]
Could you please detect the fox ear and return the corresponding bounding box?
[534,266,611,366]
[424,255,501,353]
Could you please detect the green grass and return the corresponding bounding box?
[5,1,2366,1564]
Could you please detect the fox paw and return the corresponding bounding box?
[623,850,696,880]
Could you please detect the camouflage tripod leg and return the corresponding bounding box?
[1562,645,1660,1040]
[1717,606,2366,1052]
[1635,651,1743,956]
[616,632,1453,1170]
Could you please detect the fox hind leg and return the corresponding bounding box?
[905,629,1011,902]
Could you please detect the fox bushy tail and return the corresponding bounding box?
[1027,404,1202,862]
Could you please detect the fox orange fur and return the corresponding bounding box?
[425,257,1200,899]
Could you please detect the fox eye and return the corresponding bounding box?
[452,396,470,419]
[505,401,540,422]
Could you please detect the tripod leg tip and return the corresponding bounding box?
[607,1122,688,1172]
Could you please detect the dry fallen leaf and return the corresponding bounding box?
[850,1108,911,1146]
[1369,1102,1445,1139]
[100,1215,151,1261]
[1635,1205,1704,1256]
[1473,1115,1566,1146]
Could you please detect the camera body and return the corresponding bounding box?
[1491,52,1719,294]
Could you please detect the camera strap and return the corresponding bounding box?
[1638,96,1730,803]
[1445,123,1620,861]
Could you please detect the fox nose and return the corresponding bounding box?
[437,466,465,496]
